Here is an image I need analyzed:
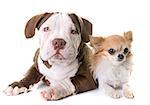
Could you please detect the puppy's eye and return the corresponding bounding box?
[43,27,50,32]
[108,48,116,55]
[71,29,78,34]
[124,48,128,54]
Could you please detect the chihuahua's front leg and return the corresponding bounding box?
[101,82,122,99]
[40,79,75,100]
[4,64,43,96]
[123,83,134,99]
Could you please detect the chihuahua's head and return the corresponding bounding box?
[90,31,133,65]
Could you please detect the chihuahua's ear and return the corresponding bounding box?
[89,36,105,49]
[124,31,133,43]
[25,13,53,38]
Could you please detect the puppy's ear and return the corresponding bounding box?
[124,31,133,43]
[69,13,92,43]
[25,13,53,38]
[80,18,92,42]
[89,36,105,49]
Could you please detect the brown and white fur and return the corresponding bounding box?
[4,12,96,100]
[90,31,134,99]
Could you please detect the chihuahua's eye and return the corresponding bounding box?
[124,48,128,54]
[108,48,116,55]
[71,29,78,34]
[43,27,50,32]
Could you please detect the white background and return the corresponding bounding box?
[0,0,149,105]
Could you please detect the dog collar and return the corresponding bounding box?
[40,57,52,69]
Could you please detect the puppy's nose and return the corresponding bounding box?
[52,38,66,50]
[118,54,124,61]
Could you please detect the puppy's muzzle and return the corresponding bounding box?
[118,54,124,61]
[52,38,66,50]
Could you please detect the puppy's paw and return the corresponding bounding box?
[123,90,134,99]
[4,82,30,96]
[40,88,55,100]
[109,90,122,99]
[4,86,28,96]
[40,86,69,100]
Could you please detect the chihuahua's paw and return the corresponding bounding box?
[40,87,68,100]
[4,86,28,96]
[109,90,122,99]
[123,90,134,99]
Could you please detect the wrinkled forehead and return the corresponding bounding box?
[40,13,75,29]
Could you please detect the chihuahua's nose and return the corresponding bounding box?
[118,54,124,61]
[52,38,66,50]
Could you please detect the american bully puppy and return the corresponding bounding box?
[4,12,96,100]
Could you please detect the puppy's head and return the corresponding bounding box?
[24,12,92,65]
[90,31,133,65]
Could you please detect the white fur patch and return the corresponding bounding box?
[4,86,28,96]
[94,56,132,91]
[40,78,75,100]
[38,56,79,82]
[38,55,77,96]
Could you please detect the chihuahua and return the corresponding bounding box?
[90,31,134,99]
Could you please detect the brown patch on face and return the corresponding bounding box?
[25,12,54,38]
[69,13,93,63]
[90,35,131,52]
[68,13,81,34]
[102,35,127,51]
[90,36,127,51]
[69,13,92,43]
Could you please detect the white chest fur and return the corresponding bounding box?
[95,58,132,87]
[38,56,79,85]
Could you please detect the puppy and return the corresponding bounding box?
[90,31,134,99]
[4,12,96,100]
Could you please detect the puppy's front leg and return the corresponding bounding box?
[102,83,122,99]
[123,83,134,99]
[4,64,43,96]
[40,79,75,100]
